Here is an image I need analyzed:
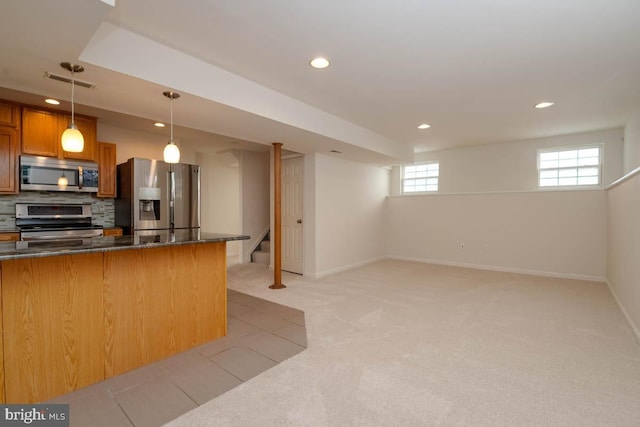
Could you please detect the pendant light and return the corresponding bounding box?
[60,62,85,153]
[163,91,181,164]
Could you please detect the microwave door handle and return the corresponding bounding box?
[78,166,83,189]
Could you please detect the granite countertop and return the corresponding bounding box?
[0,230,249,261]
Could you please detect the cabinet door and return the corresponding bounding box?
[103,228,123,237]
[0,262,4,403]
[2,253,105,403]
[0,233,19,242]
[21,107,58,157]
[0,101,19,127]
[0,126,18,194]
[97,142,117,198]
[60,115,97,161]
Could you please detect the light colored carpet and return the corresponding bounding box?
[166,260,640,426]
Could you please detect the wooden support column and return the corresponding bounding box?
[270,142,286,289]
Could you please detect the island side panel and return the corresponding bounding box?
[2,253,105,403]
[0,265,4,403]
[103,242,227,377]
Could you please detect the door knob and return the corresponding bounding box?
[297,219,302,224]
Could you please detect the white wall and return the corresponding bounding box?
[607,113,640,341]
[309,153,389,278]
[607,172,640,340]
[302,154,317,276]
[239,151,270,263]
[386,129,622,280]
[391,128,624,195]
[196,152,241,265]
[387,190,607,280]
[623,112,640,173]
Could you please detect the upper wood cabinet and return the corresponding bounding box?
[97,141,117,198]
[0,100,19,128]
[21,107,97,161]
[21,107,59,157]
[0,125,19,194]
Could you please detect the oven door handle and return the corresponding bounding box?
[22,233,103,241]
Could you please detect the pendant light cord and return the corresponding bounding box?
[170,95,174,142]
[70,70,75,125]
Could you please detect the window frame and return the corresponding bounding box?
[537,144,603,190]
[402,162,439,194]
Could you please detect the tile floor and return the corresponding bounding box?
[47,289,307,427]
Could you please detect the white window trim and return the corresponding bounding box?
[402,162,439,194]
[537,144,603,190]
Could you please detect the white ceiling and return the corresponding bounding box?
[1,0,639,165]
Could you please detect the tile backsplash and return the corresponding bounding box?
[0,192,115,229]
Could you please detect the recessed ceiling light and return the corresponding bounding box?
[417,123,431,129]
[154,122,166,128]
[45,98,60,105]
[534,101,554,109]
[310,57,330,69]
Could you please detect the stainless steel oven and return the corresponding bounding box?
[16,203,103,242]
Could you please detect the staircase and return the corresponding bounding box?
[251,233,270,265]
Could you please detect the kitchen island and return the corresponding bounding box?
[0,231,248,403]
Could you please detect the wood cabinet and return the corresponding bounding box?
[0,233,19,242]
[103,228,122,237]
[21,106,97,161]
[2,253,105,403]
[0,100,19,128]
[0,126,19,194]
[103,243,226,377]
[97,141,117,198]
[0,101,19,194]
[0,265,4,403]
[0,241,227,402]
[21,107,59,157]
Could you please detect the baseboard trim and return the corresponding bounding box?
[311,256,386,279]
[385,255,606,283]
[226,250,241,267]
[606,279,640,345]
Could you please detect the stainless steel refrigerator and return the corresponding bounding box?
[115,158,200,239]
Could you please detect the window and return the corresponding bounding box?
[403,163,439,193]
[538,146,601,188]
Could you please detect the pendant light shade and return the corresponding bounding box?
[163,91,181,164]
[61,124,84,152]
[60,62,84,153]
[163,141,180,164]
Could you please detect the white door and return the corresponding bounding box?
[282,156,303,274]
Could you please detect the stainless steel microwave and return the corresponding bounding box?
[20,155,99,192]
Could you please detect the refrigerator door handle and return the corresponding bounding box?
[192,167,201,228]
[169,170,175,228]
